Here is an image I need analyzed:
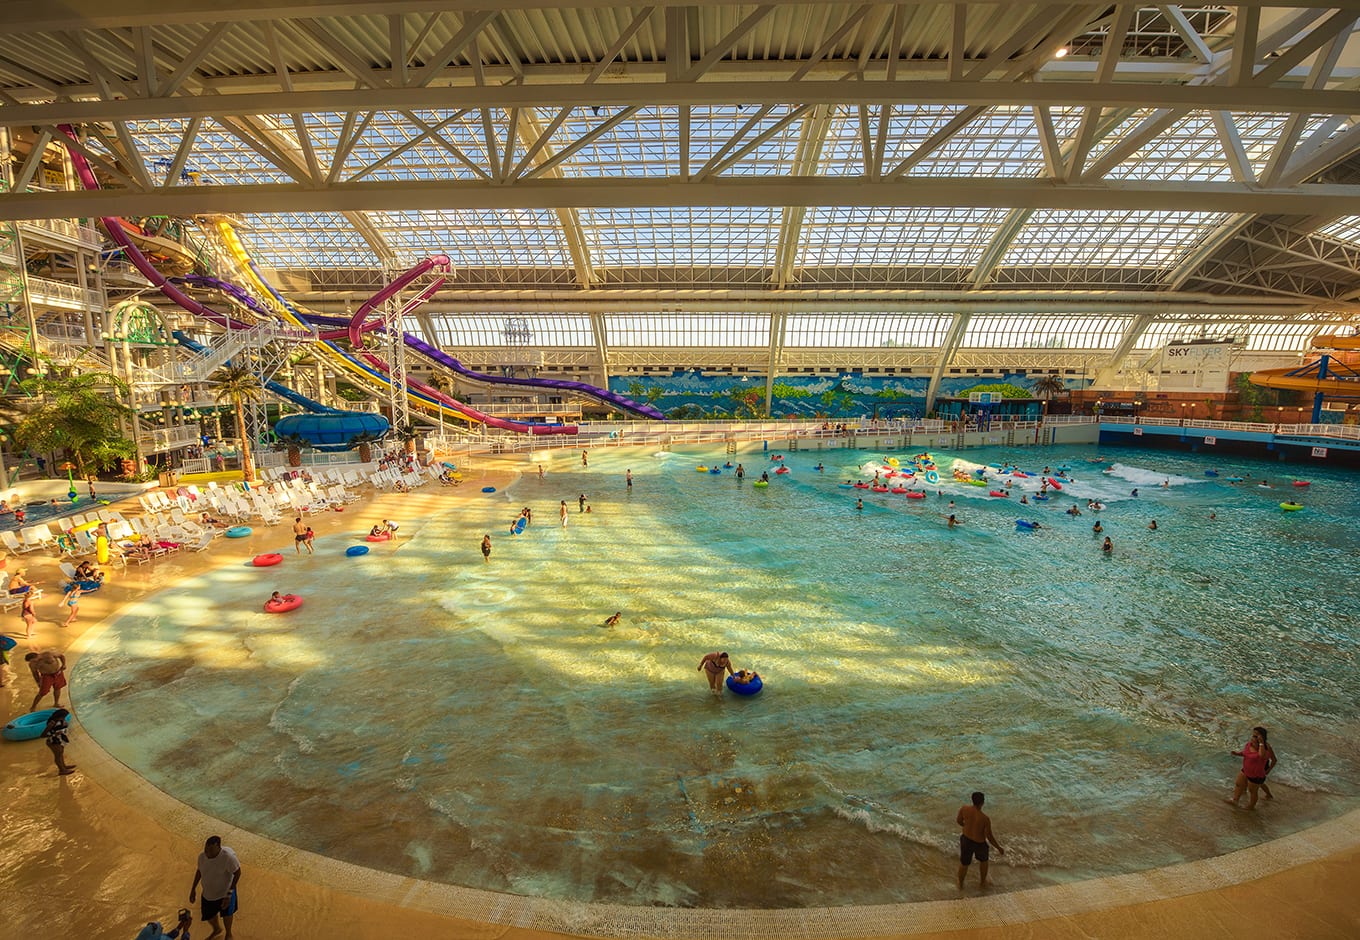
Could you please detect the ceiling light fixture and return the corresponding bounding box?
[1054,47,1069,59]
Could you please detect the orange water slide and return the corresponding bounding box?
[1310,331,1360,350]
[1249,357,1360,396]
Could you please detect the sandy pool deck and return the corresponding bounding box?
[1,457,1357,939]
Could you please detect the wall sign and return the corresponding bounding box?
[1312,446,1328,458]
[1204,436,1216,445]
[1133,427,1143,436]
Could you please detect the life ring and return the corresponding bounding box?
[709,467,722,474]
[771,455,783,461]
[345,545,369,557]
[1033,494,1049,501]
[775,467,790,475]
[886,457,900,467]
[252,553,283,567]
[924,470,939,484]
[64,579,102,592]
[853,483,870,489]
[1279,502,1305,511]
[481,486,496,493]
[225,526,252,538]
[264,594,303,613]
[890,487,908,494]
[2,707,61,742]
[752,480,769,488]
[726,674,763,696]
[366,531,392,542]
[1016,519,1039,530]
[1292,481,1311,487]
[989,490,1009,497]
[1046,478,1063,490]
[905,492,926,500]
[1225,477,1243,483]
[723,463,734,468]
[696,466,709,472]
[871,485,889,493]
[838,483,853,488]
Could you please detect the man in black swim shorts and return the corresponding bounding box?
[956,791,1005,890]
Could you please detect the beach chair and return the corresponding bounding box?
[21,527,54,551]
[184,531,214,552]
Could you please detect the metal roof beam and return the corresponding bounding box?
[0,1,1344,36]
[23,175,1360,221]
[9,80,1360,127]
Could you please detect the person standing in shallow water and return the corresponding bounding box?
[481,534,492,562]
[956,791,1004,890]
[560,500,568,527]
[626,469,633,489]
[697,651,734,696]
[1226,726,1277,810]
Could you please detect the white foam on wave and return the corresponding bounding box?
[267,674,316,754]
[1100,463,1203,487]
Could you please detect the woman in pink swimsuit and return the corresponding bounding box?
[1226,726,1276,810]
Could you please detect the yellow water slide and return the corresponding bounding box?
[212,222,482,429]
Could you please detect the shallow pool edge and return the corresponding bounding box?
[64,576,1360,939]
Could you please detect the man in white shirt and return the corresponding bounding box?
[189,835,241,939]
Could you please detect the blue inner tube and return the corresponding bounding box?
[1016,519,1038,530]
[726,674,763,696]
[1204,470,1219,476]
[924,470,940,484]
[3,707,60,742]
[481,486,496,493]
[709,468,722,474]
[225,526,252,538]
[62,579,102,593]
[345,545,370,557]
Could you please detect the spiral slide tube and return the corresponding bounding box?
[58,124,571,435]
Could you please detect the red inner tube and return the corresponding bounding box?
[253,553,283,567]
[905,492,926,499]
[264,594,303,613]
[366,531,392,542]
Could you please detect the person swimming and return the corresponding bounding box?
[1102,536,1113,553]
[604,611,621,627]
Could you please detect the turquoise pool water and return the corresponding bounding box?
[75,445,1360,907]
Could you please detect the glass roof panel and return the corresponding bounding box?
[372,209,573,268]
[341,110,500,182]
[605,314,770,346]
[237,213,375,268]
[686,105,805,176]
[998,210,1227,268]
[1100,112,1339,182]
[539,106,677,178]
[795,207,1009,268]
[579,207,780,268]
[784,314,953,347]
[960,315,1131,349]
[120,117,297,185]
[908,106,1052,178]
[1313,216,1360,247]
[429,315,593,347]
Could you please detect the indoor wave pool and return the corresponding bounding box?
[74,445,1360,907]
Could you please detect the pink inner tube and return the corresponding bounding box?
[253,553,283,567]
[264,594,303,613]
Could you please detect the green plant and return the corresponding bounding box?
[961,382,1031,399]
[14,361,136,477]
[278,432,310,467]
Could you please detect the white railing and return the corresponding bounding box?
[25,276,102,312]
[18,217,102,248]
[137,425,202,453]
[1101,416,1360,440]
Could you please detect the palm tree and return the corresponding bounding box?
[1030,374,1067,418]
[212,363,263,482]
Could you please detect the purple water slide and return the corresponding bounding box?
[310,313,665,420]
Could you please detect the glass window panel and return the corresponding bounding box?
[238,213,375,268]
[999,210,1227,267]
[579,208,779,268]
[795,207,1009,268]
[605,314,769,346]
[373,209,572,268]
[784,314,953,347]
[959,316,1131,349]
[686,105,804,176]
[340,110,499,182]
[431,315,594,347]
[1100,112,1337,182]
